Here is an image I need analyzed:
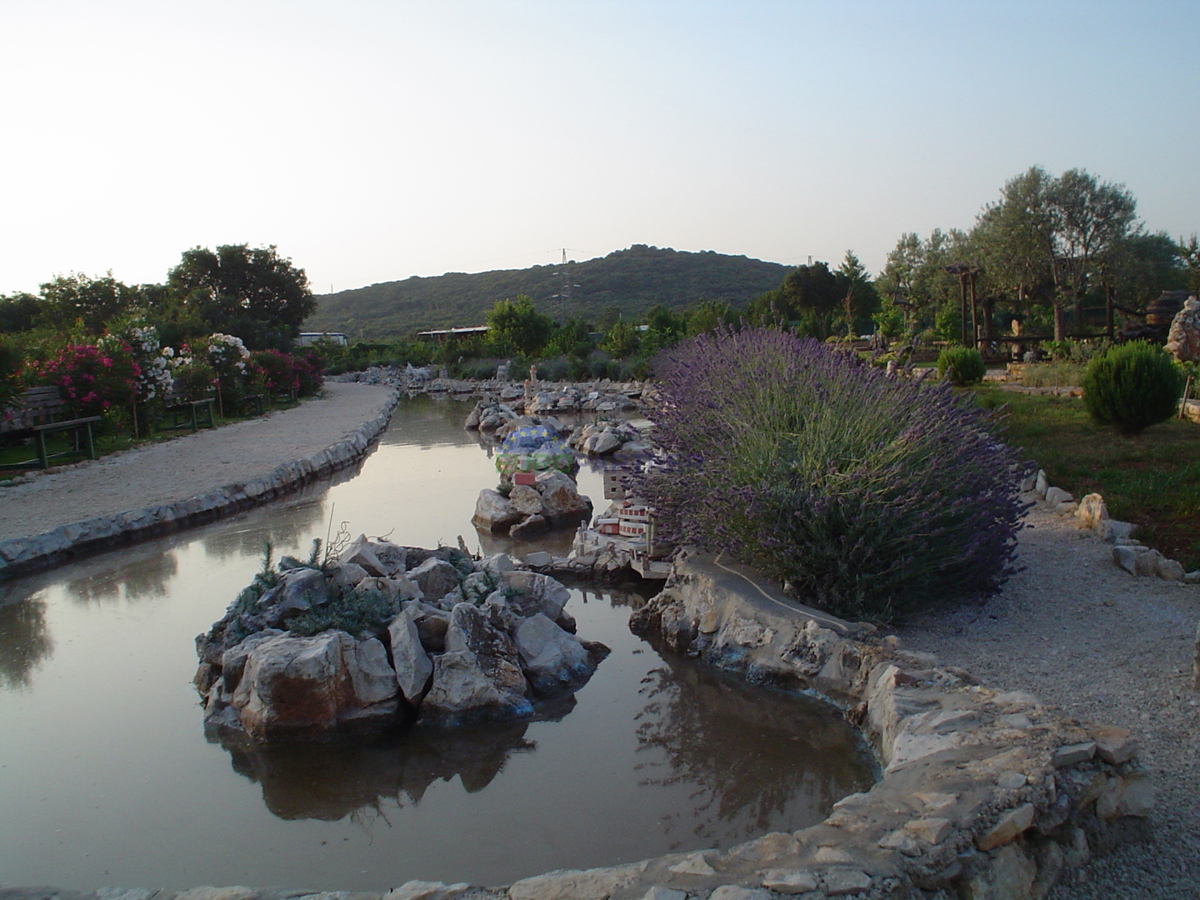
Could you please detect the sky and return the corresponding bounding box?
[2,0,1198,298]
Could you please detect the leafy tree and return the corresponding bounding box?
[1103,232,1187,315]
[485,295,554,356]
[0,292,41,333]
[36,272,141,334]
[836,250,880,337]
[546,317,596,359]
[166,244,315,349]
[1047,169,1138,337]
[1179,234,1200,295]
[684,299,733,335]
[601,319,642,357]
[970,166,1057,329]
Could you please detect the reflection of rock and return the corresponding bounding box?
[632,653,875,842]
[196,540,607,741]
[216,718,545,821]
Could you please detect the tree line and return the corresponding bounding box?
[0,244,315,351]
[875,166,1200,345]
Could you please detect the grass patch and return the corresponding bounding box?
[975,386,1200,570]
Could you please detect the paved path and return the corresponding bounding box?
[0,382,394,544]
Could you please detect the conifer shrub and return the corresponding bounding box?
[639,328,1029,622]
[936,346,986,386]
[1082,341,1184,435]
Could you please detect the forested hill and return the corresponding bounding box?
[306,245,793,340]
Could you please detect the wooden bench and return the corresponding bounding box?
[0,386,102,469]
[161,382,217,433]
[238,393,265,416]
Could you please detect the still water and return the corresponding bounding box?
[0,396,875,891]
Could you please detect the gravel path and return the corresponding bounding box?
[0,381,394,543]
[897,502,1200,899]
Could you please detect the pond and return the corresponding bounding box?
[0,395,876,891]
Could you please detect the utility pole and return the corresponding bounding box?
[553,248,580,322]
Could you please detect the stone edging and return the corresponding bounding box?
[5,541,1151,900]
[0,390,402,583]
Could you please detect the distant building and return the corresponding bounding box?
[296,332,349,347]
[416,326,490,342]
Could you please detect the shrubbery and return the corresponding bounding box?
[1082,341,1183,435]
[639,328,1028,621]
[936,346,986,386]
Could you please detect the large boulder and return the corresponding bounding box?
[504,571,572,620]
[418,604,532,728]
[409,557,462,602]
[514,613,597,695]
[389,606,434,706]
[535,470,593,523]
[230,631,400,740]
[1166,297,1200,363]
[472,489,523,533]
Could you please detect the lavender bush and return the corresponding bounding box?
[639,329,1029,621]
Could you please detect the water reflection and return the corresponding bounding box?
[0,597,53,689]
[214,700,577,822]
[67,550,180,605]
[634,657,875,844]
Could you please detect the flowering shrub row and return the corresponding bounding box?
[17,326,323,425]
[638,328,1030,622]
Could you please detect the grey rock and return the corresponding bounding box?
[409,557,462,602]
[509,484,545,516]
[389,606,434,705]
[471,489,522,533]
[514,613,600,694]
[505,570,572,620]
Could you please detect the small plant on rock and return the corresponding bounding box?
[1082,341,1184,435]
[936,346,986,386]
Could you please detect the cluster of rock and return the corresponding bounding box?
[472,469,593,540]
[1024,468,1200,584]
[1166,295,1200,363]
[612,551,1153,900]
[566,419,650,458]
[194,537,607,741]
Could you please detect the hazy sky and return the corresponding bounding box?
[2,0,1197,298]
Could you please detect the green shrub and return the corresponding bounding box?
[640,329,1028,622]
[936,346,986,386]
[1082,341,1184,435]
[288,588,399,638]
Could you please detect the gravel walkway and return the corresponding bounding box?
[0,381,394,543]
[897,502,1200,899]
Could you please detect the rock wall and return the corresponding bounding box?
[16,551,1154,900]
[0,391,401,582]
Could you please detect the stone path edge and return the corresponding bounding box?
[0,390,402,583]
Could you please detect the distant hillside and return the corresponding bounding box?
[306,245,793,340]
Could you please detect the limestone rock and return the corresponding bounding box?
[409,557,462,603]
[535,469,593,523]
[1076,493,1109,529]
[419,604,531,727]
[505,570,572,620]
[1045,486,1074,505]
[509,484,545,516]
[389,606,434,705]
[472,489,522,533]
[514,613,600,695]
[1166,296,1200,362]
[231,631,399,739]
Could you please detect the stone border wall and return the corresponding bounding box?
[0,390,401,583]
[4,549,1152,900]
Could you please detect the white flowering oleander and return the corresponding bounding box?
[206,333,250,374]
